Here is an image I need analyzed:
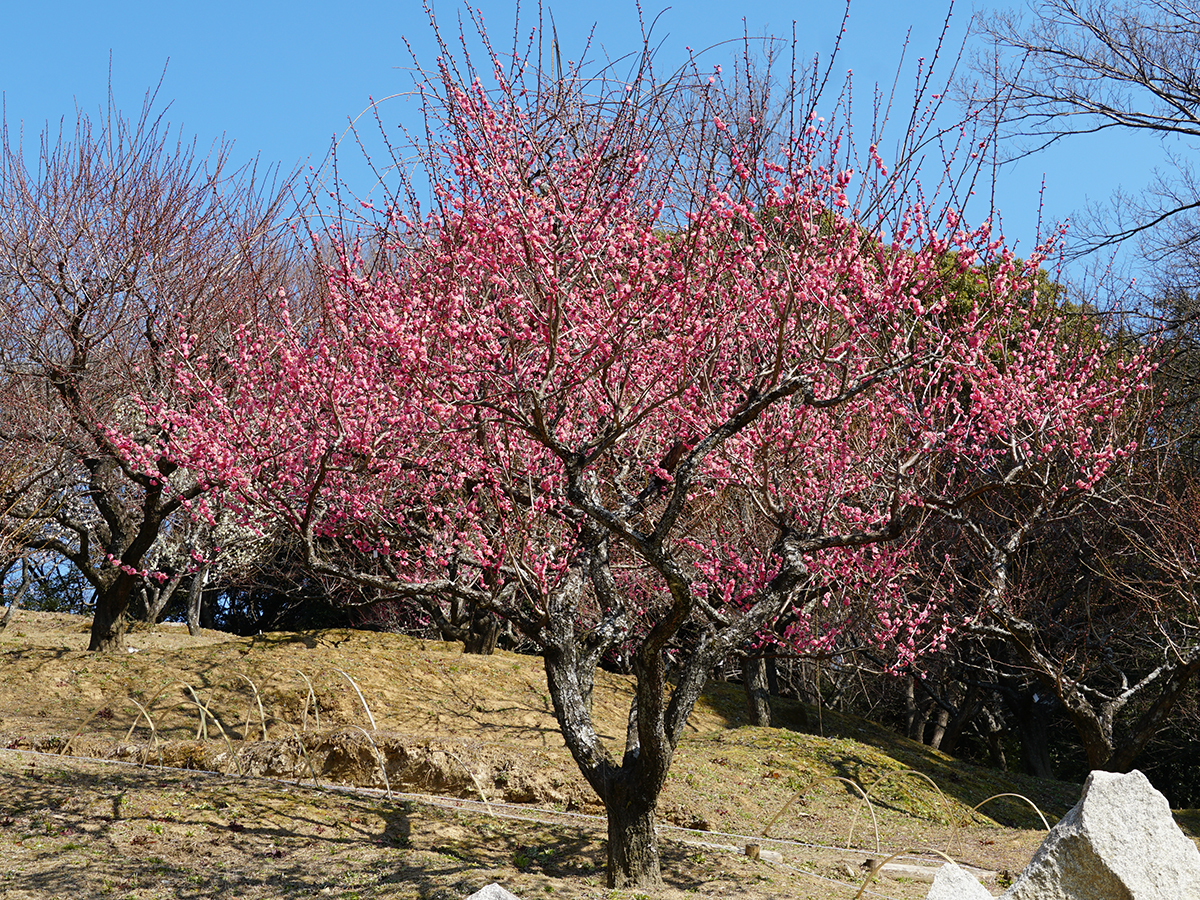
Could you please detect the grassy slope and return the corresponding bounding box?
[0,610,1144,898]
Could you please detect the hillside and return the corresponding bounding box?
[0,611,1113,899]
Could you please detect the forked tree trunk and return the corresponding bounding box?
[937,682,982,756]
[542,617,671,890]
[1108,655,1200,771]
[83,479,171,652]
[601,771,662,889]
[906,676,931,741]
[132,572,184,625]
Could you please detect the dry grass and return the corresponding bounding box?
[0,610,1122,898]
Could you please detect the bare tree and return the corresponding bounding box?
[0,452,47,631]
[925,414,1200,773]
[951,2,1200,768]
[0,83,303,651]
[969,0,1200,267]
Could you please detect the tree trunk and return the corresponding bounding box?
[1004,689,1056,779]
[602,772,663,889]
[906,677,931,742]
[89,574,134,651]
[1065,707,1115,771]
[981,708,1007,771]
[463,609,500,655]
[765,655,779,696]
[1108,656,1200,772]
[928,705,951,750]
[743,654,772,727]
[135,573,184,625]
[187,566,209,636]
[937,682,981,756]
[0,560,31,631]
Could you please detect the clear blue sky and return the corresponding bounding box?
[0,0,1166,272]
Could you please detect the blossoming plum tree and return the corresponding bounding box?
[0,88,302,651]
[167,22,1152,888]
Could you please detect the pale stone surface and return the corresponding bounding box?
[464,884,522,900]
[1002,769,1200,900]
[881,861,956,883]
[925,861,993,900]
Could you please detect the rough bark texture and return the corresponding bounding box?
[538,546,728,890]
[463,611,501,655]
[186,566,209,636]
[743,654,772,728]
[88,574,135,652]
[601,771,663,889]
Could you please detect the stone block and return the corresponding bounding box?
[1003,769,1200,900]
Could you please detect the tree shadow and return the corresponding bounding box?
[0,755,420,899]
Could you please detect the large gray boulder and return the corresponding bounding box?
[925,769,1200,900]
[1002,769,1200,900]
[926,861,993,900]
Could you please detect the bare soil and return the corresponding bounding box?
[0,610,1170,899]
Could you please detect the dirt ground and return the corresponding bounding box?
[0,610,1135,898]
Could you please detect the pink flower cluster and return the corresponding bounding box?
[162,65,1152,665]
